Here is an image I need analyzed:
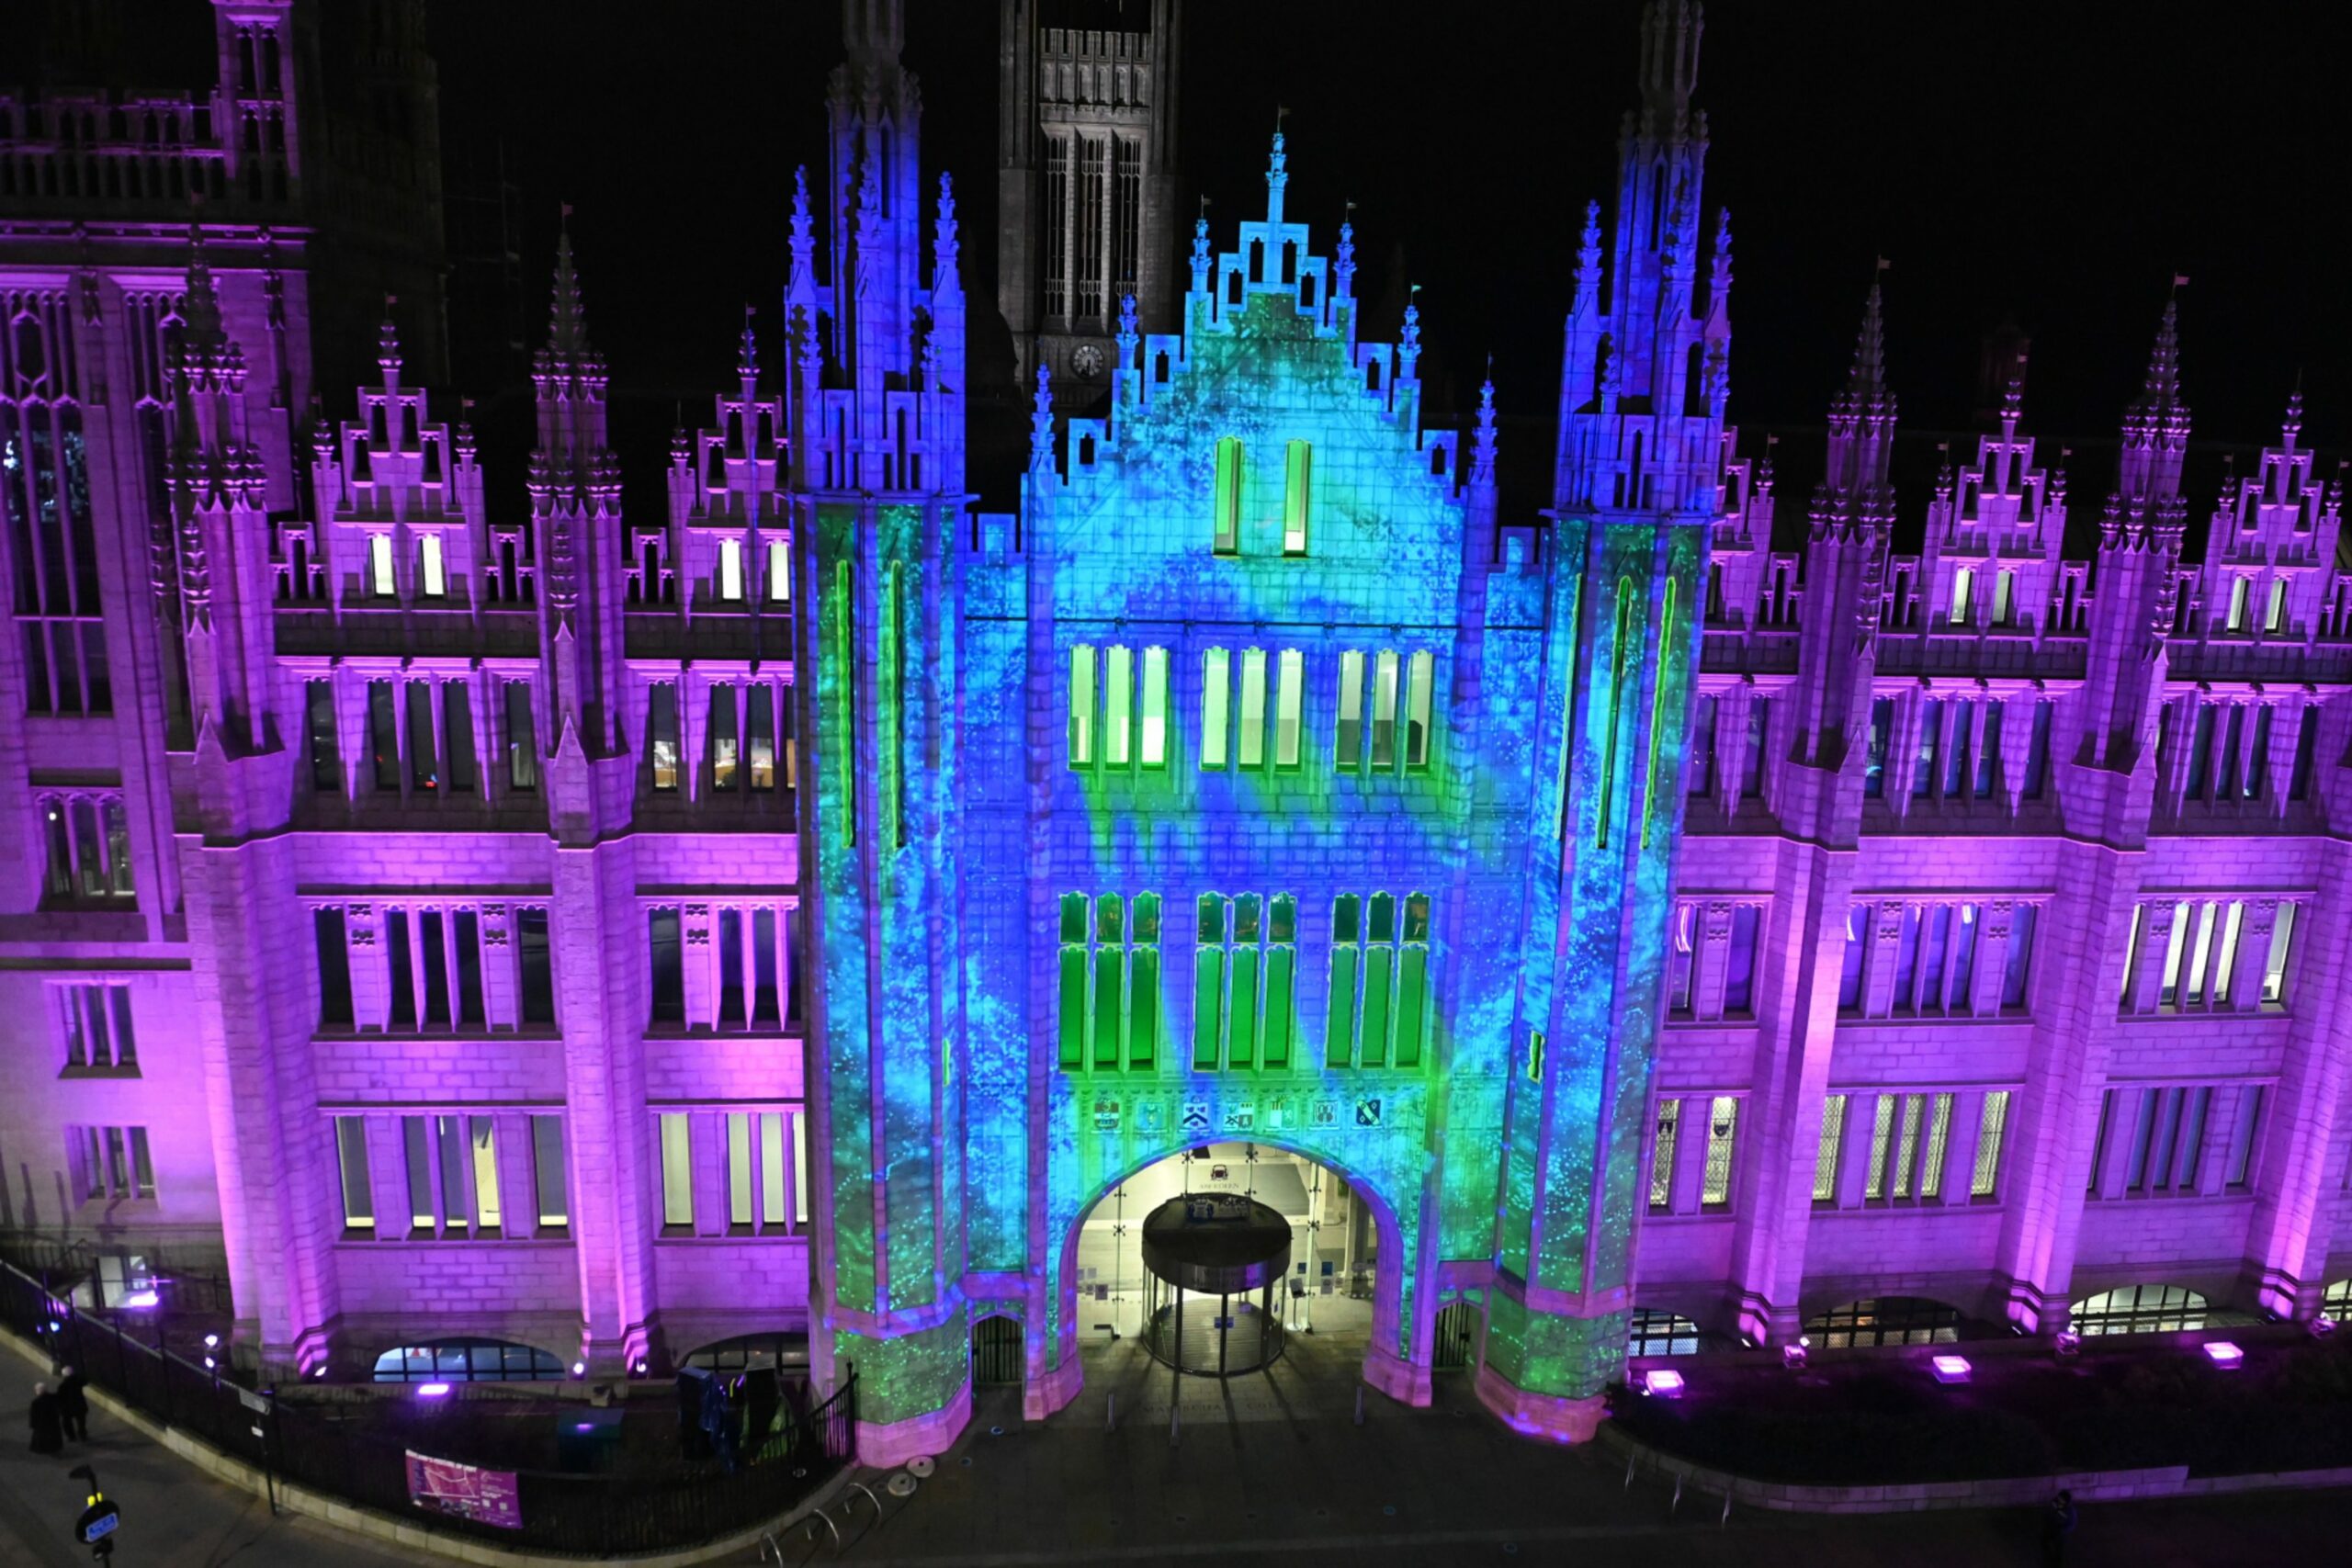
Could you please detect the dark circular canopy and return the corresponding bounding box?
[1139,1194,1293,1296]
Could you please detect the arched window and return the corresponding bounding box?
[2070,1284,2207,1337]
[372,1339,566,1382]
[683,1332,809,1374]
[1803,1295,1962,1348]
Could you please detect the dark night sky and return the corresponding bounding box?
[424,0,2348,539]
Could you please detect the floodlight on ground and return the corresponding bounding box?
[1929,1354,1971,1384]
[1642,1369,1686,1398]
[2202,1341,2243,1370]
[415,1382,452,1398]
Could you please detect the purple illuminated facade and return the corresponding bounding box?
[3,0,2351,1468]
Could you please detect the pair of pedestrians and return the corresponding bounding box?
[26,1366,89,1454]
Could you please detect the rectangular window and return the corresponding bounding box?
[2124,1089,2161,1191]
[649,682,679,792]
[2262,902,2297,1004]
[2185,706,2215,799]
[315,907,354,1025]
[1864,1093,1897,1200]
[2158,900,2191,1007]
[1667,902,1696,1014]
[1274,649,1304,768]
[1700,1096,1738,1209]
[1370,650,1399,769]
[1944,703,1971,798]
[1891,906,1922,1011]
[1951,566,1973,626]
[760,1112,789,1229]
[1201,649,1230,769]
[1213,436,1242,554]
[648,908,684,1022]
[2225,576,2249,631]
[748,685,776,790]
[444,682,476,793]
[368,680,399,790]
[337,1116,375,1233]
[369,533,396,597]
[1864,697,1892,798]
[1326,894,1360,1068]
[1336,651,1365,769]
[2023,699,2052,799]
[1914,699,1940,798]
[1069,645,1096,767]
[1992,570,2015,626]
[1283,439,1311,554]
[1974,703,2001,797]
[2183,900,2219,1007]
[793,1110,809,1224]
[2000,903,2037,1010]
[1947,903,1979,1010]
[1103,646,1133,767]
[718,537,744,602]
[1690,694,1718,798]
[307,681,340,792]
[505,682,538,792]
[1649,1098,1679,1212]
[1724,906,1759,1016]
[767,537,791,604]
[1891,1093,1924,1198]
[420,533,447,598]
[2289,705,2319,801]
[1059,894,1089,1070]
[435,1114,470,1234]
[1193,895,1225,1071]
[1740,698,1768,797]
[1814,1094,1847,1202]
[1405,651,1434,770]
[1238,649,1268,768]
[2265,578,2287,634]
[2212,901,2245,1005]
[406,682,439,792]
[2226,1086,2264,1188]
[710,683,739,791]
[403,1116,435,1230]
[531,1115,568,1231]
[728,1112,754,1228]
[60,984,136,1071]
[1919,1092,1954,1200]
[659,1113,694,1229]
[469,1117,502,1232]
[1971,1090,2011,1199]
[1139,648,1169,767]
[518,908,554,1024]
[1838,904,1870,1011]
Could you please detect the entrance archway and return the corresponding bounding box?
[1067,1143,1384,1350]
[971,1314,1023,1386]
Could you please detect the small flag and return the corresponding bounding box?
[1875,255,1892,272]
[2173,273,2189,288]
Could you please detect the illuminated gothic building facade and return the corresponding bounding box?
[5,0,2352,1464]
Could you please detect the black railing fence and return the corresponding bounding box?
[1,1258,856,1557]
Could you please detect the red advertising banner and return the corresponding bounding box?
[404,1450,524,1529]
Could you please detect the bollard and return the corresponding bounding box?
[1670,1474,1683,1515]
[1169,1395,1180,1448]
[1353,1385,1365,1427]
[1106,1393,1116,1433]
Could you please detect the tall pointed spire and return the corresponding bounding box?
[1029,363,1055,473]
[1634,0,1704,141]
[547,230,593,367]
[183,220,222,344]
[1264,129,1289,227]
[933,172,961,295]
[1815,271,1897,518]
[2116,290,2190,509]
[1472,372,1498,486]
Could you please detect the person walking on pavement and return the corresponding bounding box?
[2041,1487,2077,1565]
[28,1381,63,1455]
[54,1365,89,1444]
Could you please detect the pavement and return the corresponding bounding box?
[3,1326,2342,1566]
[0,1395,414,1568]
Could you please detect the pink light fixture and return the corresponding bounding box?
[1642,1369,1686,1398]
[1930,1354,1972,1384]
[415,1382,452,1398]
[2202,1341,2244,1370]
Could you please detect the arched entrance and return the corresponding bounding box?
[971,1314,1024,1386]
[1070,1144,1382,1347]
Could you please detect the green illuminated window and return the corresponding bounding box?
[1229,895,1261,1068]
[1058,892,1087,1069]
[1139,648,1169,767]
[1639,578,1676,848]
[1193,895,1226,1069]
[1283,439,1311,555]
[1404,651,1434,771]
[1201,649,1230,769]
[1336,651,1364,769]
[1370,651,1399,768]
[1263,895,1295,1068]
[1130,894,1160,1068]
[1395,892,1429,1067]
[1326,894,1361,1068]
[1213,436,1243,555]
[1649,1099,1679,1211]
[1701,1096,1738,1209]
[1274,650,1304,767]
[1527,1029,1544,1083]
[1598,578,1638,849]
[1103,646,1134,767]
[1814,1094,1847,1202]
[1238,649,1267,768]
[1069,645,1096,768]
[1094,895,1124,1068]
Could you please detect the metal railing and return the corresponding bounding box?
[0,1258,855,1557]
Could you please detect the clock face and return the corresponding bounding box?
[1071,344,1104,379]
